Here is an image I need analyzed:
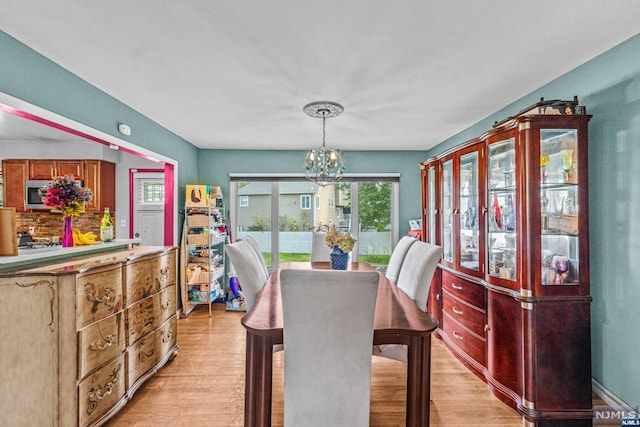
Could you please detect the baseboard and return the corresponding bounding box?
[592,378,635,410]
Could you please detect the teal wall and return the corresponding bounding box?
[3,24,639,408]
[196,149,425,234]
[426,33,640,407]
[0,31,200,221]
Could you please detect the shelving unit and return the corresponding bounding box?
[180,185,226,317]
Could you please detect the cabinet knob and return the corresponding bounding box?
[436,293,441,301]
[484,324,490,332]
[482,206,488,215]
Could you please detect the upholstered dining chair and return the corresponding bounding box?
[373,240,443,362]
[384,235,418,283]
[310,231,332,262]
[280,269,379,427]
[225,240,270,312]
[238,235,269,278]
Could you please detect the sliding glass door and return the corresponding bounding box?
[231,177,397,271]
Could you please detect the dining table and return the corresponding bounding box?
[241,261,438,427]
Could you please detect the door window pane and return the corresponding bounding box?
[236,181,272,268]
[358,182,392,267]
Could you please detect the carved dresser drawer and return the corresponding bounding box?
[152,250,176,291]
[157,284,177,324]
[76,265,124,330]
[78,312,126,379]
[78,354,126,427]
[124,256,154,307]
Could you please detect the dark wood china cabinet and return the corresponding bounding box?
[421,103,592,426]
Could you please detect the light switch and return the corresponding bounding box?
[120,219,126,227]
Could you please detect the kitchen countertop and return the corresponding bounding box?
[0,239,142,273]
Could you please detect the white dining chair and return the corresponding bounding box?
[310,231,332,262]
[373,240,442,362]
[280,269,379,427]
[225,240,270,312]
[238,235,269,278]
[384,235,418,283]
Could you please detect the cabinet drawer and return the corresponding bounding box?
[78,354,126,427]
[77,265,124,329]
[157,284,177,324]
[152,251,176,291]
[125,257,155,307]
[126,293,159,345]
[159,315,178,357]
[442,292,486,337]
[127,327,162,388]
[442,311,486,366]
[442,271,485,308]
[78,312,126,379]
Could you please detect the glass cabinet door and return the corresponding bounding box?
[539,129,580,286]
[487,138,517,282]
[459,151,479,271]
[427,165,437,244]
[441,159,454,264]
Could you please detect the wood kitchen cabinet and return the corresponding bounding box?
[1,159,28,211]
[29,159,83,180]
[83,160,115,212]
[421,99,592,425]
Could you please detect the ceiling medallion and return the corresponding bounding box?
[303,101,345,187]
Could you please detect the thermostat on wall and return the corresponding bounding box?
[118,123,131,136]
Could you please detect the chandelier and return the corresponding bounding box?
[303,101,345,187]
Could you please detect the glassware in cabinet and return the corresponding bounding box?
[458,151,480,272]
[487,137,517,282]
[539,129,580,286]
[441,159,454,264]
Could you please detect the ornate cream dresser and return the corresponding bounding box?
[0,246,178,427]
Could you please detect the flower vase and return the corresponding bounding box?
[62,215,74,247]
[330,246,349,270]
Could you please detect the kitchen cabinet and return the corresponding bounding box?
[421,101,592,425]
[29,159,83,180]
[1,159,28,212]
[83,160,116,212]
[0,246,178,427]
[0,159,115,212]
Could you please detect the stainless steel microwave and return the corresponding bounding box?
[24,179,84,210]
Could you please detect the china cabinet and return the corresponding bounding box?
[421,103,592,426]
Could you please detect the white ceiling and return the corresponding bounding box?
[1,1,639,151]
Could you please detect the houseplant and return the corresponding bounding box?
[38,174,93,247]
[322,224,356,270]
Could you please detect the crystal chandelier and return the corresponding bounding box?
[303,101,345,187]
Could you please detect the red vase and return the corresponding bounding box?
[62,215,74,247]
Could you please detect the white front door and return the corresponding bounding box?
[132,170,165,246]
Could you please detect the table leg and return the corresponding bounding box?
[406,335,431,427]
[244,332,274,427]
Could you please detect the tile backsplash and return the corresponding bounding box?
[16,211,116,240]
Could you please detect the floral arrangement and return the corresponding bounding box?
[321,224,356,253]
[38,174,93,216]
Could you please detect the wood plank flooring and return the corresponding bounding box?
[105,304,522,426]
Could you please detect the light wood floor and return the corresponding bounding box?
[106,304,523,426]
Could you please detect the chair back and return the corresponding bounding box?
[225,240,269,311]
[385,236,418,283]
[310,231,331,262]
[396,241,443,311]
[281,269,379,427]
[239,235,269,278]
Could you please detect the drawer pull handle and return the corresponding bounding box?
[89,380,115,402]
[453,331,464,341]
[161,299,172,311]
[89,334,116,351]
[451,283,463,290]
[452,307,464,315]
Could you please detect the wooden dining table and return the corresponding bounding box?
[241,261,438,427]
